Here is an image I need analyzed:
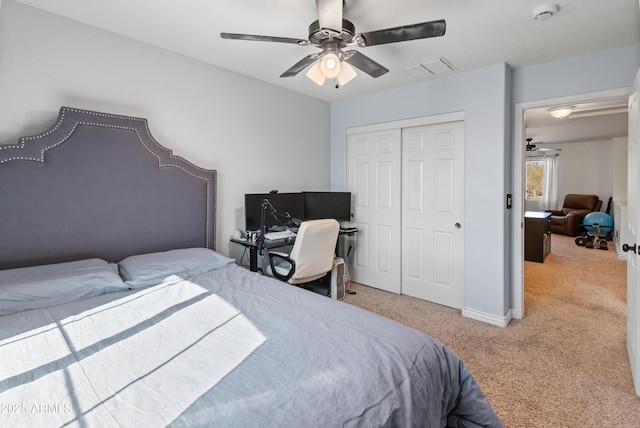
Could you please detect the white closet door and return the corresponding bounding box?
[401,121,465,309]
[347,129,402,294]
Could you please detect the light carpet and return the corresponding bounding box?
[342,234,640,427]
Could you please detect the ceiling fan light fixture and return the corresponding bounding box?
[306,62,327,86]
[337,61,357,86]
[320,52,341,78]
[548,106,573,119]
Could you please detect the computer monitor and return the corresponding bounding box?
[303,191,352,222]
[244,193,305,232]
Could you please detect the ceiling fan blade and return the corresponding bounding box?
[343,51,388,78]
[358,19,446,46]
[221,33,306,45]
[280,54,321,78]
[316,0,343,33]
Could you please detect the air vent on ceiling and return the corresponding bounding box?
[403,57,456,80]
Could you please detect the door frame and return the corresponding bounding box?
[512,87,631,319]
[346,112,465,137]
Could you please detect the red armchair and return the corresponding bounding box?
[545,194,602,236]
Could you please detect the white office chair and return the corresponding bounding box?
[267,219,340,285]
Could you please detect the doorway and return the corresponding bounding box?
[513,88,631,319]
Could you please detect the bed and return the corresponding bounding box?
[0,107,502,427]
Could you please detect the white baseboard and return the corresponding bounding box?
[462,306,512,328]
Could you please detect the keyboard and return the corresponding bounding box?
[264,230,297,241]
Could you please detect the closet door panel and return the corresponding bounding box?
[347,130,401,294]
[402,121,464,309]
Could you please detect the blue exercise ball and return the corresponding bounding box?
[583,212,614,232]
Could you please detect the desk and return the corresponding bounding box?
[230,237,294,272]
[231,228,358,272]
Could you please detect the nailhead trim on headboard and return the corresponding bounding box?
[0,106,217,251]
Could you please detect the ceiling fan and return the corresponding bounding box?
[220,0,446,86]
[526,138,562,153]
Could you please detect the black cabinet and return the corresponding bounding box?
[525,211,551,263]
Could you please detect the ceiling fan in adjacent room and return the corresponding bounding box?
[220,0,446,86]
[526,138,562,154]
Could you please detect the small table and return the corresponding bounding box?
[230,237,295,272]
[524,211,551,263]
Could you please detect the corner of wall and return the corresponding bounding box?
[462,306,513,328]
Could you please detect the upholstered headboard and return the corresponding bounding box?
[0,107,216,269]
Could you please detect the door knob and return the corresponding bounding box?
[455,223,462,229]
[623,243,637,254]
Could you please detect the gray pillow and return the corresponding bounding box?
[118,248,235,289]
[0,258,129,315]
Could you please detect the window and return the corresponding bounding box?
[526,160,544,199]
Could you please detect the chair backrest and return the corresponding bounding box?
[288,219,340,281]
[562,194,600,211]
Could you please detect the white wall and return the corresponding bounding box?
[526,137,623,212]
[527,140,614,211]
[331,64,512,320]
[613,137,629,202]
[524,198,542,212]
[553,141,613,209]
[0,0,331,255]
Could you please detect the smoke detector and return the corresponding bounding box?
[532,4,559,21]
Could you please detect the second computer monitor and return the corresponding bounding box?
[303,191,351,222]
